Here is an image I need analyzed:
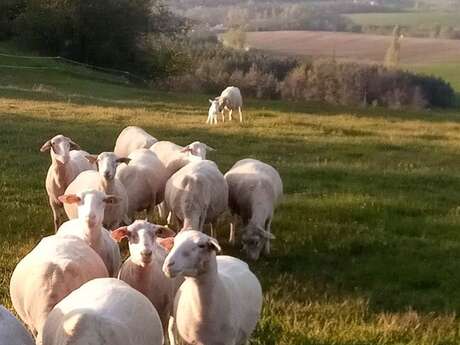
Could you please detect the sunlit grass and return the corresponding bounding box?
[3,62,460,344]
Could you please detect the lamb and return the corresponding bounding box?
[224,158,283,261]
[116,149,170,219]
[63,152,129,229]
[40,278,163,345]
[206,99,219,125]
[58,189,122,277]
[114,126,158,158]
[0,305,35,345]
[10,235,108,341]
[216,86,243,123]
[164,160,228,234]
[163,231,262,345]
[40,135,95,231]
[112,220,180,342]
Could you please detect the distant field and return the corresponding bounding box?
[345,11,460,27]
[247,31,460,91]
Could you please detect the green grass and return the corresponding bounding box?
[345,11,460,27]
[4,44,460,344]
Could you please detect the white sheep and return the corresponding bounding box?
[224,158,283,260]
[10,235,108,341]
[40,278,164,345]
[114,126,158,158]
[40,135,95,231]
[116,149,170,219]
[216,86,243,122]
[112,220,179,343]
[63,152,129,229]
[150,141,214,222]
[206,99,219,125]
[163,231,262,345]
[58,189,122,277]
[164,160,228,234]
[0,305,35,345]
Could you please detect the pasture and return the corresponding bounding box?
[246,31,460,92]
[344,11,460,27]
[4,49,460,344]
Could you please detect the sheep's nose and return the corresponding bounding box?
[103,171,111,179]
[166,260,175,267]
[141,249,152,257]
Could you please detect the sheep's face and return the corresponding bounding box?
[89,152,130,181]
[111,220,175,267]
[181,141,215,159]
[59,190,119,229]
[242,224,275,261]
[163,230,221,278]
[40,135,80,164]
[217,97,227,112]
[208,100,219,117]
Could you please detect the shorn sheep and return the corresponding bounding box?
[206,99,219,124]
[112,220,179,342]
[40,135,95,231]
[41,278,164,345]
[0,305,35,345]
[216,86,243,123]
[116,148,169,220]
[114,126,158,158]
[164,160,228,234]
[58,189,122,277]
[63,152,130,229]
[10,235,108,342]
[163,230,262,345]
[224,158,283,261]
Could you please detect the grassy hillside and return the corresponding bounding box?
[4,45,460,344]
[345,11,460,27]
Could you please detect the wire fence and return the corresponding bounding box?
[0,52,149,86]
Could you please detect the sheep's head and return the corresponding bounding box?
[241,223,275,261]
[163,230,221,278]
[59,190,119,229]
[181,141,215,159]
[112,220,175,267]
[86,152,130,181]
[40,135,80,164]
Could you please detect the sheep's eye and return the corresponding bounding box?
[198,244,206,249]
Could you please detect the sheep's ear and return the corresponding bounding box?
[257,227,276,240]
[214,97,220,101]
[40,140,52,152]
[205,144,215,151]
[58,194,81,204]
[85,155,98,164]
[155,226,176,239]
[111,227,129,242]
[104,195,121,205]
[158,237,174,252]
[208,238,222,253]
[68,139,80,151]
[209,99,214,104]
[116,157,131,165]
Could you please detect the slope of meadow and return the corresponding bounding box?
[345,11,460,27]
[3,44,460,344]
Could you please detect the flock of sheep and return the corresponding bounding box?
[1,117,283,345]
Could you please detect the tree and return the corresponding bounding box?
[221,27,247,50]
[384,25,403,69]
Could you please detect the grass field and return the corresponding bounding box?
[5,45,460,344]
[345,11,460,27]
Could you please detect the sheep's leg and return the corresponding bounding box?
[264,216,273,256]
[167,316,176,345]
[229,109,233,121]
[210,223,216,238]
[51,200,61,232]
[239,107,243,122]
[229,222,236,245]
[221,110,225,123]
